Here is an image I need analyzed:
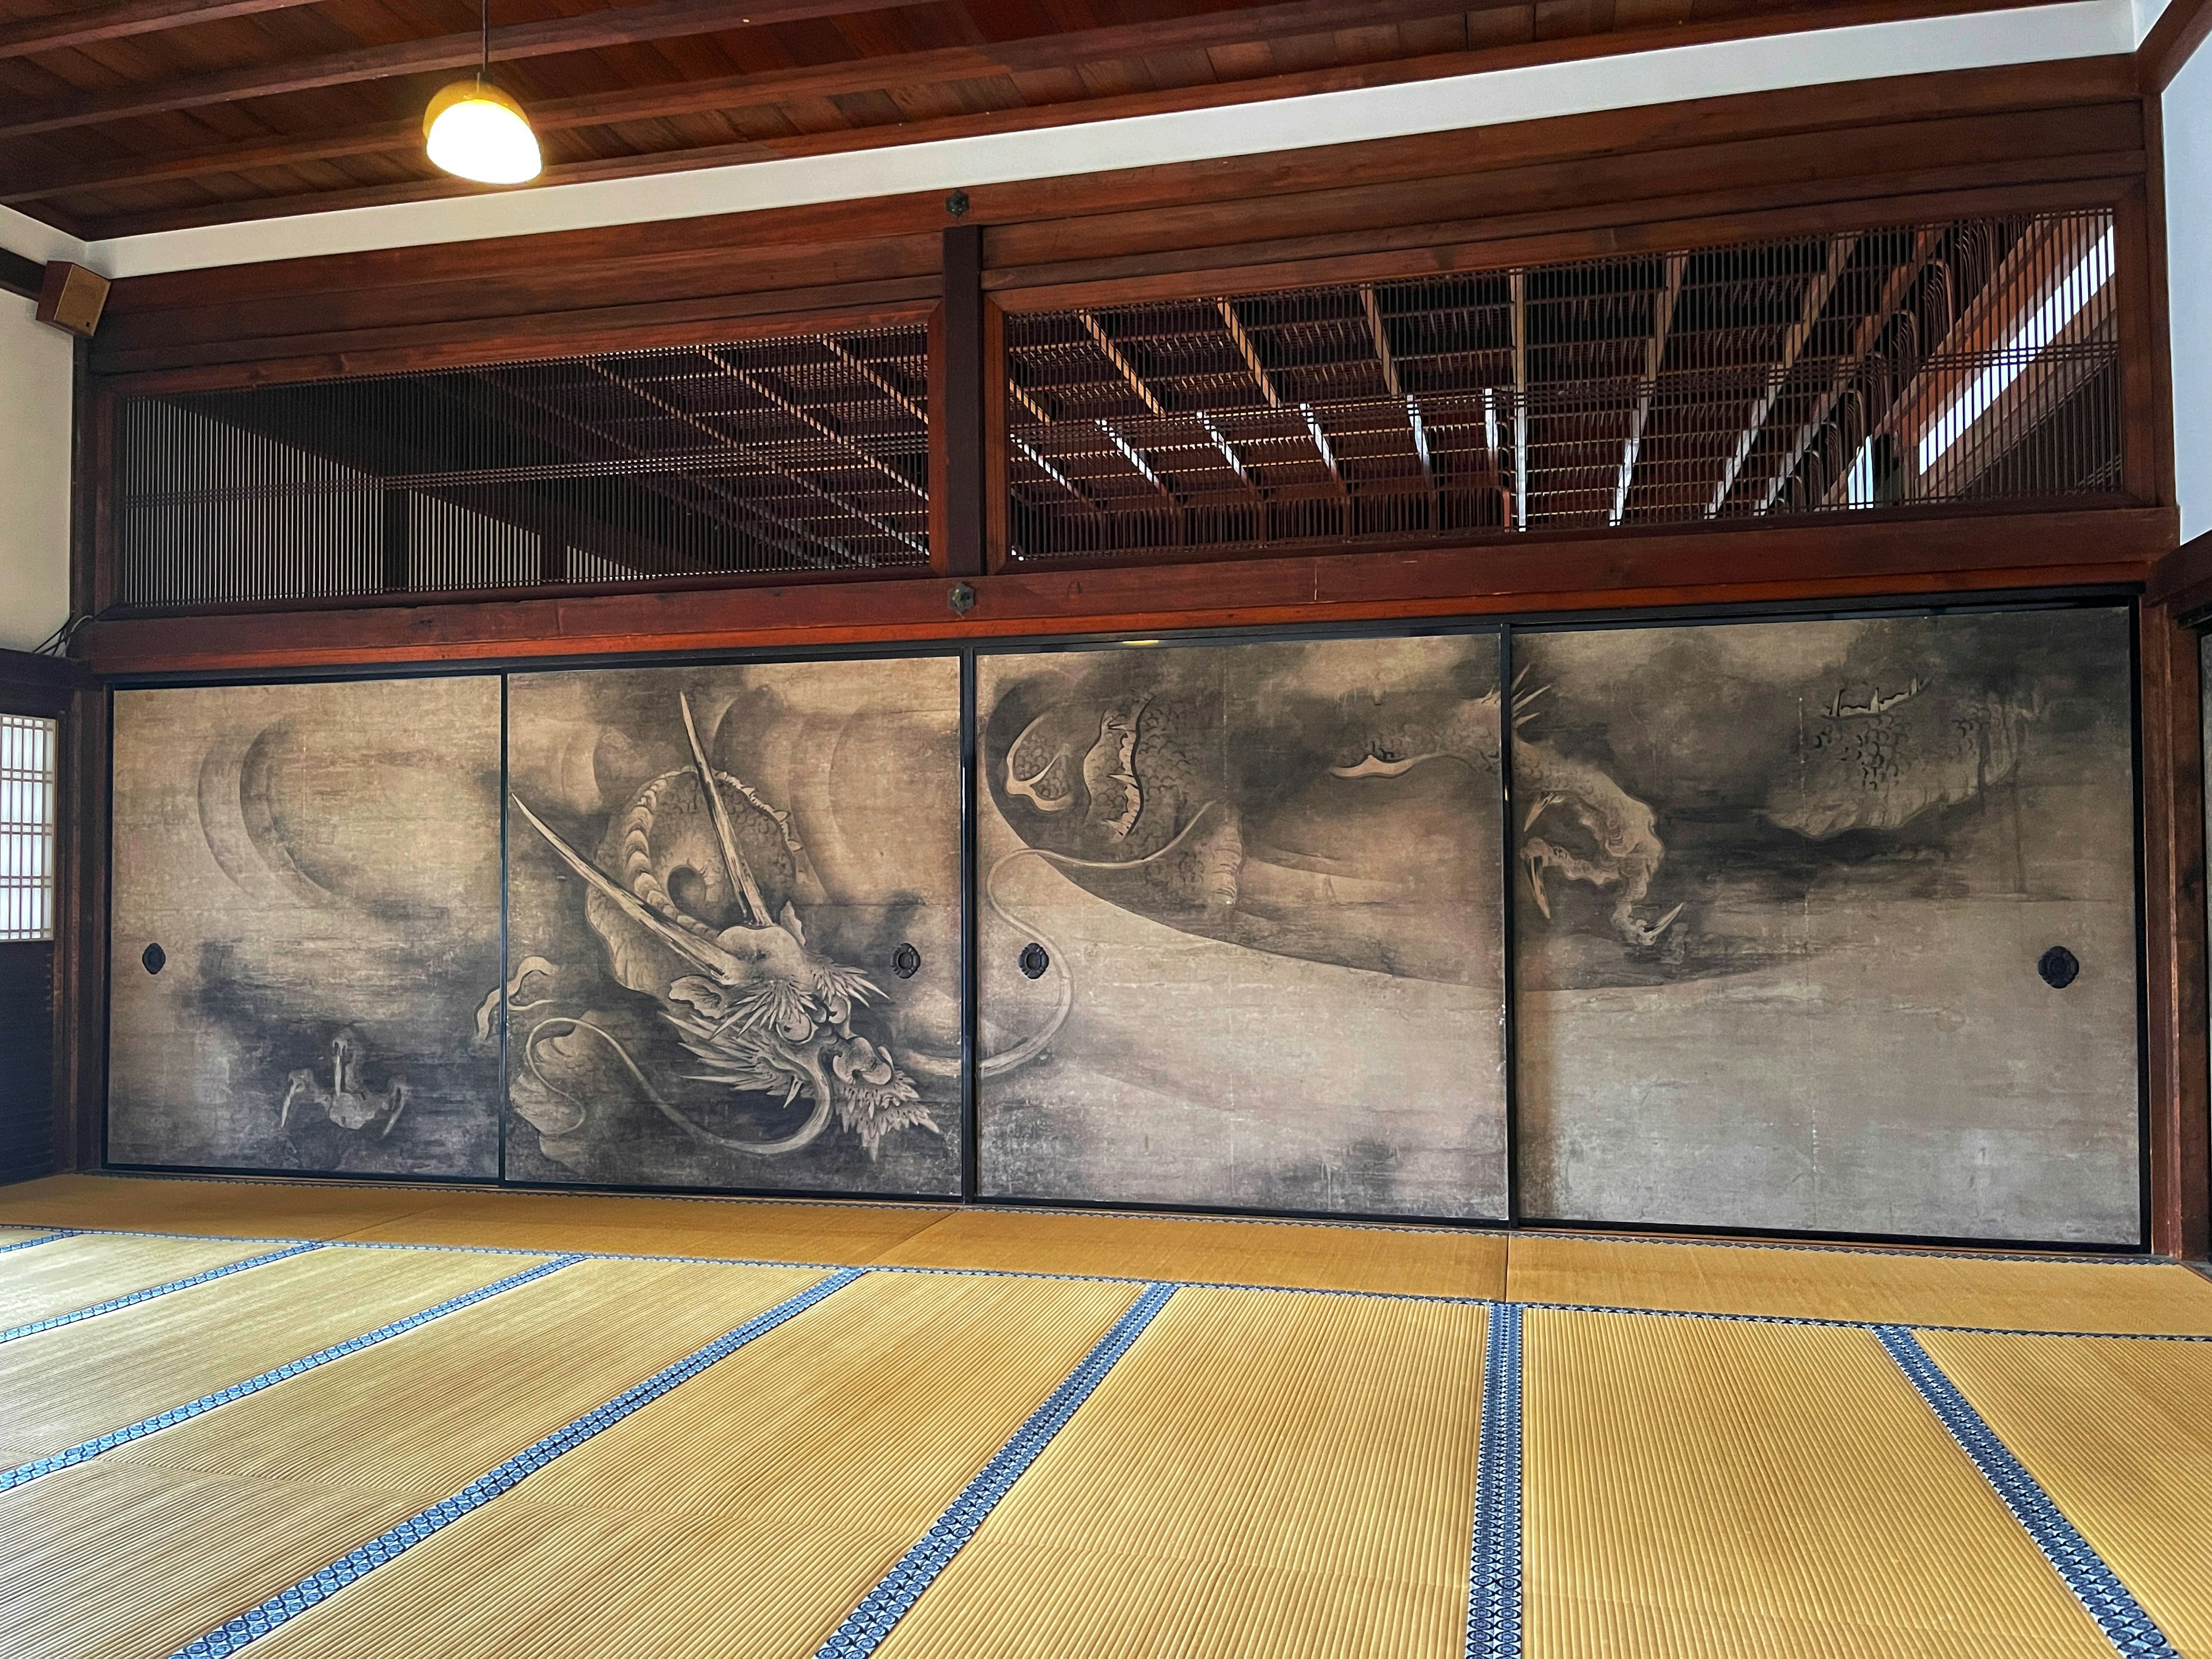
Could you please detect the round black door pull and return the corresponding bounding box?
[1018,942,1050,980]
[2038,946,2079,990]
[142,942,166,975]
[891,943,922,979]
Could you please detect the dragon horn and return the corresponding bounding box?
[680,692,770,928]
[509,793,735,982]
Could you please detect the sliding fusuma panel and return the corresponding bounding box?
[502,657,963,1196]
[1512,605,2142,1245]
[972,634,1512,1221]
[98,606,2146,1243]
[107,677,505,1177]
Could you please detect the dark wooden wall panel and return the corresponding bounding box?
[0,944,54,1187]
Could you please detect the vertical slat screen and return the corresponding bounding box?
[113,324,933,610]
[1004,210,2125,562]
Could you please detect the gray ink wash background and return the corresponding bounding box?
[975,634,1510,1219]
[1513,608,2141,1244]
[108,677,504,1176]
[503,658,963,1195]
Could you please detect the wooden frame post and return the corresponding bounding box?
[2141,597,2210,1257]
[941,224,985,579]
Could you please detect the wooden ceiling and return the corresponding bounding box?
[0,0,2031,242]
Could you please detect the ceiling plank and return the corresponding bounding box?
[0,0,1494,143]
[0,0,939,138]
[0,0,324,62]
[3,0,2032,215]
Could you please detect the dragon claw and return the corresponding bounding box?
[1622,903,1685,946]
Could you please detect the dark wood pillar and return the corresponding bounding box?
[941,224,984,579]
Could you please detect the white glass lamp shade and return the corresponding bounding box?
[423,79,542,184]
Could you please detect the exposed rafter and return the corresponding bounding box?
[701,347,926,502]
[1611,253,1687,527]
[1759,230,1940,513]
[1097,419,1179,502]
[0,0,319,60]
[822,338,924,425]
[1078,312,1167,417]
[1509,270,1528,532]
[1219,301,1282,408]
[1012,435,1105,512]
[1362,284,1434,502]
[1198,412,1262,499]
[0,0,925,139]
[1706,234,1856,516]
[584,362,910,566]
[1301,405,1346,494]
[0,0,1478,154]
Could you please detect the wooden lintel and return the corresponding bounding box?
[75,506,2172,676]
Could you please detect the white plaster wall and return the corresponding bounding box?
[2169,44,2212,543]
[0,293,71,653]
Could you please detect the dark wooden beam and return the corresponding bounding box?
[2144,0,2212,90]
[75,504,2172,675]
[0,247,40,301]
[0,647,84,715]
[0,0,317,61]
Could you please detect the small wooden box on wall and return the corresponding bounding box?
[36,262,109,339]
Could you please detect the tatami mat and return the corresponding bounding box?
[0,1246,546,1469]
[4,1177,2207,1659]
[876,1207,1509,1298]
[1522,1308,2112,1658]
[232,1272,1140,1659]
[0,1259,822,1659]
[1920,1329,2212,1654]
[1508,1233,2212,1333]
[0,1230,283,1331]
[0,1174,469,1238]
[342,1188,953,1262]
[18,1177,2212,1325]
[0,1175,952,1263]
[870,1286,1488,1659]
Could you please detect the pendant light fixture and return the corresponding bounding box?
[423,0,541,185]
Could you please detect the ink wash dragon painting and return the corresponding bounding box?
[975,634,1512,1219]
[503,658,962,1194]
[1512,607,2141,1244]
[107,678,504,1176]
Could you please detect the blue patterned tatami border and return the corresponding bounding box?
[8,1222,2211,1342]
[0,1253,582,1495]
[1876,1326,2179,1658]
[0,1229,77,1255]
[0,1241,326,1346]
[813,1281,1179,1659]
[171,1265,866,1659]
[1467,1302,1524,1659]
